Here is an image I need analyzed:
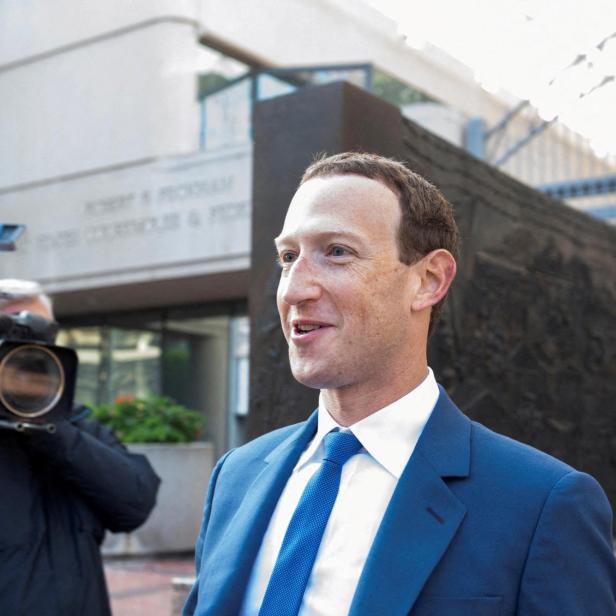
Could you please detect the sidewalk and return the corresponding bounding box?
[104,555,195,616]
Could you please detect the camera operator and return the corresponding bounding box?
[0,279,160,615]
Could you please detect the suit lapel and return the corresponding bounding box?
[349,389,471,616]
[199,412,318,614]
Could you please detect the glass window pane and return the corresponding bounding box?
[196,46,249,99]
[162,315,229,447]
[257,74,297,102]
[56,326,102,407]
[202,77,252,150]
[109,328,161,400]
[58,310,242,454]
[372,67,433,107]
[230,315,250,417]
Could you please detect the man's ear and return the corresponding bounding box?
[410,249,457,312]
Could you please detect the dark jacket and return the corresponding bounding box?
[0,408,160,615]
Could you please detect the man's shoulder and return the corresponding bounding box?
[433,389,577,487]
[469,417,578,489]
[446,407,612,540]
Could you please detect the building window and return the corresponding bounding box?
[196,45,250,100]
[372,68,432,107]
[57,310,249,453]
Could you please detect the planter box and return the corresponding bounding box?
[102,442,214,555]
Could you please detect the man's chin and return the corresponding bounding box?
[290,362,332,390]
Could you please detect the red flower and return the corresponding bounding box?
[114,394,136,404]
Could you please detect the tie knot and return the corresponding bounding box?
[322,430,362,466]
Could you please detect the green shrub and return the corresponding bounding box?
[91,395,205,444]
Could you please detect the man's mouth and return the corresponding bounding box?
[291,321,331,338]
[294,323,322,334]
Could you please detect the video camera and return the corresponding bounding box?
[0,312,77,433]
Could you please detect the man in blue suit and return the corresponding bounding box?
[185,152,616,615]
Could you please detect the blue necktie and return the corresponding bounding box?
[258,430,363,616]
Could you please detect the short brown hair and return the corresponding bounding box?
[301,152,459,334]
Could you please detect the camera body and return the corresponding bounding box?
[0,312,77,430]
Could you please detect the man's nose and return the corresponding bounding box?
[278,256,322,305]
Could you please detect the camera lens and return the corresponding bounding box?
[0,345,64,417]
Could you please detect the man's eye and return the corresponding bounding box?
[280,252,296,264]
[329,246,348,257]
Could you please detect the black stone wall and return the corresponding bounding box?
[249,81,616,512]
[249,82,402,436]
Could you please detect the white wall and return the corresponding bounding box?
[403,103,467,148]
[1,5,202,188]
[0,146,252,291]
[0,0,198,63]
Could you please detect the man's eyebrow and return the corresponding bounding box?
[274,230,365,247]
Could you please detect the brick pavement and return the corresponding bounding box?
[104,555,195,616]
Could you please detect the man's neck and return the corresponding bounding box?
[320,363,430,427]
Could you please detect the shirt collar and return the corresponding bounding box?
[294,402,341,472]
[294,368,439,479]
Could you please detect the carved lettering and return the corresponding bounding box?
[157,175,234,203]
[84,193,136,216]
[208,201,249,223]
[84,213,181,243]
[37,229,81,251]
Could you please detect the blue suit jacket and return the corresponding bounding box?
[185,388,616,615]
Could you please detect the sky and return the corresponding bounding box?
[365,0,616,158]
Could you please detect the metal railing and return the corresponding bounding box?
[198,64,373,151]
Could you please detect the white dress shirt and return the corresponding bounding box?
[240,369,439,616]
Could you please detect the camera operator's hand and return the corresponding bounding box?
[23,411,160,533]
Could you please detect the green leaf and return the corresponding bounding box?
[90,395,205,443]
